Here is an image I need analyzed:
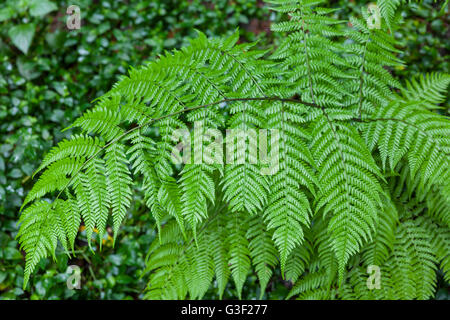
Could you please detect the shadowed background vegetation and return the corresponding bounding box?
[0,0,448,299]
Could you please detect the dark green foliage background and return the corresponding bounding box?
[0,0,448,299]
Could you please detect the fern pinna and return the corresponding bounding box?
[18,0,449,300]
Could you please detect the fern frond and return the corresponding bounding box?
[209,213,231,299]
[180,164,215,240]
[144,220,188,300]
[85,157,109,244]
[363,100,450,187]
[378,0,403,31]
[33,134,104,178]
[69,94,124,141]
[105,143,132,241]
[227,212,251,299]
[284,241,312,284]
[264,101,316,271]
[399,73,450,108]
[23,157,84,208]
[127,129,167,233]
[361,195,398,266]
[60,193,82,252]
[157,177,186,238]
[288,269,335,300]
[18,201,58,289]
[389,218,438,299]
[423,217,450,282]
[345,14,403,117]
[185,233,215,299]
[311,118,384,282]
[246,214,278,298]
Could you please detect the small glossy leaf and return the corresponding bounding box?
[8,24,35,54]
[29,0,58,17]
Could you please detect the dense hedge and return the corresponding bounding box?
[0,0,448,299]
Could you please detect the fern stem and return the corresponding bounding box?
[357,37,369,120]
